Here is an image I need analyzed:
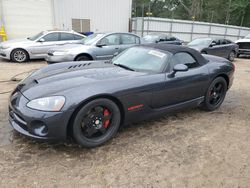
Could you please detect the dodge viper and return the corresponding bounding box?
[9,44,234,147]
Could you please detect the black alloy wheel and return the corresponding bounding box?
[72,98,121,147]
[202,77,227,111]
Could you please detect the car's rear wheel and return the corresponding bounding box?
[75,55,91,61]
[72,98,121,147]
[228,51,235,61]
[202,77,227,111]
[11,49,29,63]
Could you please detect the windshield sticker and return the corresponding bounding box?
[148,50,166,58]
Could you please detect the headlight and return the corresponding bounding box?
[53,50,68,56]
[1,45,10,49]
[27,96,65,112]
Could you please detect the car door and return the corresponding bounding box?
[28,32,61,58]
[206,39,224,57]
[219,39,233,58]
[119,34,140,53]
[151,52,209,108]
[94,34,121,60]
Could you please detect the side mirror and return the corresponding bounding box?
[168,64,188,78]
[38,38,45,42]
[209,42,216,47]
[96,40,107,47]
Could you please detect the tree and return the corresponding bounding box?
[132,0,250,27]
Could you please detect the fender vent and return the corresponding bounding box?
[68,63,92,69]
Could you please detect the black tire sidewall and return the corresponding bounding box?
[203,77,227,111]
[76,55,90,61]
[72,98,121,147]
[11,49,29,63]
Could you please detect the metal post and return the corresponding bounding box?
[141,3,144,37]
[190,21,194,41]
[237,28,241,39]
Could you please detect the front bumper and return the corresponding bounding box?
[45,53,75,63]
[9,90,73,140]
[238,49,250,55]
[0,48,11,60]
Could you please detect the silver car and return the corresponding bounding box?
[0,30,85,63]
[45,32,141,63]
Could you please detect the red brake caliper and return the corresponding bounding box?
[103,109,110,128]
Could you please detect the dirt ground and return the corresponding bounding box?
[0,57,250,188]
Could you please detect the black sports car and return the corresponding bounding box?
[9,44,234,147]
[188,37,239,61]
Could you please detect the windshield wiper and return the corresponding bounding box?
[114,63,135,71]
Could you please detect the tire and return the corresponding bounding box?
[72,98,121,147]
[75,55,91,61]
[237,53,240,58]
[10,49,29,63]
[228,51,235,61]
[202,77,227,111]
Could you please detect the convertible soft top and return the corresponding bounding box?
[141,43,208,65]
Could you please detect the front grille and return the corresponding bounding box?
[9,107,28,131]
[237,42,250,49]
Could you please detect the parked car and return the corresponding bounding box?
[9,44,234,148]
[235,34,250,57]
[187,38,239,61]
[143,33,183,45]
[46,32,141,63]
[0,30,85,63]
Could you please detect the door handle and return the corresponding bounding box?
[115,47,119,50]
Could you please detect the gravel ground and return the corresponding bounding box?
[0,57,250,188]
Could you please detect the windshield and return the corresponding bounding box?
[28,32,44,41]
[81,33,104,45]
[143,35,159,43]
[188,38,212,46]
[244,34,250,39]
[112,47,169,73]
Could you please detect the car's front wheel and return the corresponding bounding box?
[228,51,235,61]
[72,98,121,147]
[10,49,29,63]
[75,55,91,61]
[202,77,227,111]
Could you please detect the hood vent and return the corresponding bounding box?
[68,63,91,69]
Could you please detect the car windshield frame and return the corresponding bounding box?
[28,31,45,41]
[143,35,160,43]
[81,33,105,45]
[188,38,212,46]
[111,46,170,73]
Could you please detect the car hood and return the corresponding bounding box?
[187,45,207,52]
[235,38,250,43]
[17,61,147,100]
[0,38,32,47]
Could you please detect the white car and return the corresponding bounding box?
[235,34,250,57]
[0,30,85,63]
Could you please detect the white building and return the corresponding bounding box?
[0,0,132,39]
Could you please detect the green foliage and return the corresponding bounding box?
[132,0,250,27]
